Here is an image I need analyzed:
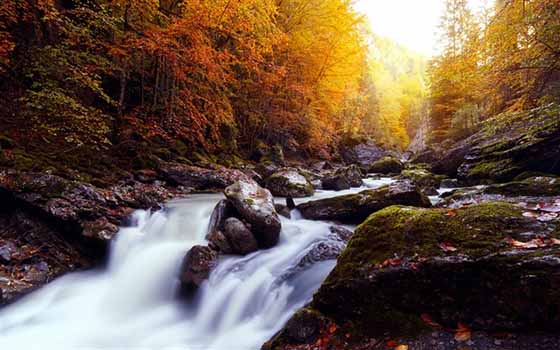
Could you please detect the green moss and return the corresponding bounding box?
[328,202,526,283]
[244,198,255,205]
[369,156,403,174]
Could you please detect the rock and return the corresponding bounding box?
[275,204,291,219]
[432,104,560,182]
[158,162,249,190]
[484,176,560,197]
[0,170,186,245]
[440,178,462,189]
[321,165,363,190]
[265,168,314,198]
[422,186,439,196]
[0,208,96,306]
[179,245,218,293]
[269,202,560,348]
[206,230,232,254]
[297,180,431,223]
[321,176,350,191]
[401,168,445,190]
[368,156,404,174]
[254,162,280,179]
[224,180,282,248]
[339,137,387,170]
[328,225,353,242]
[439,176,560,208]
[297,240,345,268]
[263,309,330,349]
[223,217,259,255]
[286,197,296,209]
[206,199,237,236]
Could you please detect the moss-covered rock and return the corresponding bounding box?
[268,202,560,349]
[368,156,404,174]
[484,176,560,196]
[321,164,363,190]
[431,104,560,182]
[297,180,431,223]
[338,137,387,170]
[401,168,446,194]
[265,168,314,198]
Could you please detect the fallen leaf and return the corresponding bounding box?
[439,242,458,252]
[446,209,457,217]
[421,313,441,328]
[523,211,538,218]
[454,322,472,342]
[328,324,337,334]
[386,340,398,347]
[505,237,545,249]
[395,345,409,350]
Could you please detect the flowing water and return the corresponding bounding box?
[0,178,392,350]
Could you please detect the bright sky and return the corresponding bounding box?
[354,0,490,56]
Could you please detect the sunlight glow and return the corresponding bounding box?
[354,0,490,56]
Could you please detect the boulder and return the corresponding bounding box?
[328,225,353,242]
[223,217,259,255]
[274,204,291,219]
[321,176,350,191]
[297,180,431,223]
[267,202,560,349]
[206,229,232,254]
[433,104,560,182]
[158,162,249,190]
[339,138,387,170]
[224,180,282,248]
[297,240,345,269]
[368,156,404,174]
[206,199,236,236]
[321,165,363,190]
[0,170,184,244]
[265,168,314,198]
[179,245,218,293]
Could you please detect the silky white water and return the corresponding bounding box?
[0,178,392,350]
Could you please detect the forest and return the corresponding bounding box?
[0,1,560,349]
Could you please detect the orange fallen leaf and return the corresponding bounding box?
[454,322,472,342]
[328,324,337,334]
[386,340,398,347]
[439,242,458,252]
[504,237,545,249]
[446,209,457,217]
[395,345,409,350]
[421,313,442,328]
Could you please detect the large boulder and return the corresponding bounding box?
[223,217,259,255]
[339,138,387,170]
[401,168,446,196]
[0,170,183,244]
[297,180,431,223]
[321,165,363,191]
[432,104,560,182]
[158,162,249,190]
[266,202,560,349]
[206,199,236,236]
[179,245,218,293]
[265,168,314,198]
[368,156,404,174]
[439,176,560,209]
[224,180,282,248]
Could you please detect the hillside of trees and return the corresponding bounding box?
[0,0,558,182]
[429,0,560,143]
